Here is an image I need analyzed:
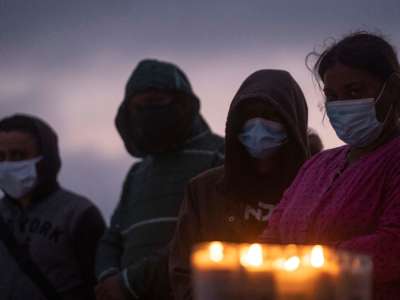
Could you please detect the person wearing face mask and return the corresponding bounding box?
[261,32,400,300]
[95,59,224,300]
[169,69,310,300]
[0,114,106,300]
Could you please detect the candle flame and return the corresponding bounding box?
[310,245,325,268]
[240,243,263,267]
[284,256,300,271]
[209,242,224,263]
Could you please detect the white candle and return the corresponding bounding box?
[191,243,372,300]
[239,243,276,300]
[336,252,372,300]
[191,242,241,300]
[273,245,338,300]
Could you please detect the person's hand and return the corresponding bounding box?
[95,274,127,300]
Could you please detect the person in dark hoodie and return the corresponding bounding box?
[169,69,310,300]
[95,59,224,300]
[0,114,106,300]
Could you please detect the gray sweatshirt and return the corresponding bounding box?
[0,188,104,299]
[0,242,46,300]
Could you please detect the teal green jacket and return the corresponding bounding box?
[95,117,224,299]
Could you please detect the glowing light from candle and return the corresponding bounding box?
[310,245,325,268]
[209,242,224,263]
[283,256,301,271]
[240,243,263,267]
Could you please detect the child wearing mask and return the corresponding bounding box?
[169,69,310,300]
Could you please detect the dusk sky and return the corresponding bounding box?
[1,0,399,220]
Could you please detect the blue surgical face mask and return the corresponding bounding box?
[326,83,388,148]
[238,118,287,159]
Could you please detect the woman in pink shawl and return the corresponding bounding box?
[261,32,400,300]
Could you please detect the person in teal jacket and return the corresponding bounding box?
[95,59,224,300]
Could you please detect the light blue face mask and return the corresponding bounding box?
[238,118,287,159]
[326,83,388,148]
[0,157,41,199]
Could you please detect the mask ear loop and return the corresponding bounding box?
[375,72,400,126]
[376,72,400,104]
[392,73,400,128]
[375,81,388,105]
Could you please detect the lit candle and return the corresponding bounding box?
[191,241,241,300]
[311,246,338,300]
[191,243,372,300]
[273,245,338,300]
[239,243,276,300]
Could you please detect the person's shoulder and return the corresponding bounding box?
[379,136,400,171]
[206,132,225,147]
[123,158,148,179]
[311,145,347,161]
[190,165,224,186]
[209,132,225,155]
[127,159,146,172]
[186,129,225,153]
[52,188,96,211]
[301,145,348,170]
[384,136,400,157]
[185,166,224,211]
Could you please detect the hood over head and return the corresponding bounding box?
[223,69,309,198]
[115,59,202,157]
[0,114,61,200]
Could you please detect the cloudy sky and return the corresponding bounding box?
[1,0,399,220]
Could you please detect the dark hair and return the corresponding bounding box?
[0,114,61,190]
[307,129,324,156]
[311,31,400,83]
[0,115,39,147]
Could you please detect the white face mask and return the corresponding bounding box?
[0,157,41,199]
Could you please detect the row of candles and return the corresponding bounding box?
[192,242,372,300]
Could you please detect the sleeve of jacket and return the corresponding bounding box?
[214,139,225,167]
[95,210,123,281]
[169,182,201,300]
[118,248,171,299]
[211,152,224,169]
[68,205,106,300]
[117,182,201,300]
[336,169,400,285]
[206,141,224,171]
[95,165,138,281]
